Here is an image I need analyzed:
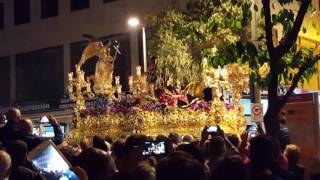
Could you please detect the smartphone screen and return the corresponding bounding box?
[142,141,153,156]
[207,126,218,133]
[153,142,166,155]
[142,141,166,156]
[247,124,258,138]
[33,124,65,137]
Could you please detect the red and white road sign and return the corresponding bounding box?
[251,103,264,122]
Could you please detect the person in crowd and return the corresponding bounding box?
[168,132,180,146]
[155,135,166,142]
[279,112,291,152]
[226,133,240,148]
[130,163,156,180]
[207,136,227,172]
[93,135,110,153]
[249,135,292,180]
[269,138,295,180]
[182,134,194,143]
[17,116,63,151]
[0,150,11,180]
[117,134,147,176]
[0,113,6,125]
[176,143,205,165]
[155,135,174,158]
[77,148,116,180]
[70,166,88,180]
[111,138,126,170]
[7,140,44,180]
[248,135,281,180]
[284,144,305,180]
[80,137,91,151]
[60,145,79,166]
[238,132,251,163]
[156,151,206,180]
[105,135,113,144]
[105,135,113,151]
[210,156,248,180]
[0,108,21,148]
[112,134,149,180]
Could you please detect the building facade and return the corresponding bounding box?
[0,0,185,110]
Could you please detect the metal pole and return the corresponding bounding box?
[142,26,147,72]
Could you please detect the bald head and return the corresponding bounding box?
[18,118,33,136]
[0,150,11,178]
[6,108,21,124]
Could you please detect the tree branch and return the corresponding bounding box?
[281,54,320,106]
[262,0,275,58]
[277,0,311,57]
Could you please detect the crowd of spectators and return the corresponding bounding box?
[0,107,319,180]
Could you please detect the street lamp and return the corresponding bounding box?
[128,17,147,73]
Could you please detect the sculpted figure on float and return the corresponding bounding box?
[77,36,120,95]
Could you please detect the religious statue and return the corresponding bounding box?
[92,43,114,94]
[76,39,120,96]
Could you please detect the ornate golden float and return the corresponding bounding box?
[66,40,249,142]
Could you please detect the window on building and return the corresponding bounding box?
[70,0,90,11]
[0,3,4,29]
[16,46,64,102]
[0,57,10,105]
[103,0,117,3]
[14,0,30,25]
[41,0,59,19]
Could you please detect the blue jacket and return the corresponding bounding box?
[22,124,64,151]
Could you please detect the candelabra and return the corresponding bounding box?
[129,66,149,96]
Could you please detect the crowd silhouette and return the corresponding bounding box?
[0,107,319,180]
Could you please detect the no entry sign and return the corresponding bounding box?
[251,103,264,122]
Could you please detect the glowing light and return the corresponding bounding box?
[128,17,140,27]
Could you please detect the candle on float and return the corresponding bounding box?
[136,66,142,76]
[117,85,122,94]
[115,76,120,85]
[68,72,74,82]
[128,76,133,89]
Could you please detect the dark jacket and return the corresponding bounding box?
[288,164,304,180]
[279,124,291,151]
[0,123,20,148]
[270,163,296,180]
[10,166,45,180]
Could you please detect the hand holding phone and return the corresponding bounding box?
[246,124,258,138]
[48,115,59,125]
[40,115,49,123]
